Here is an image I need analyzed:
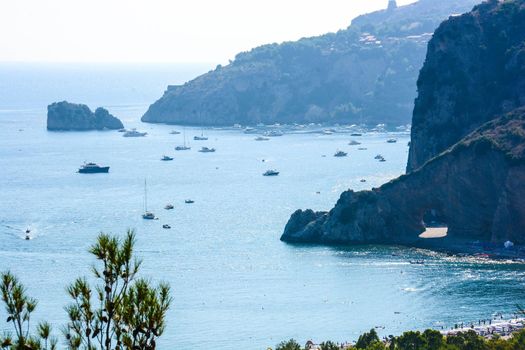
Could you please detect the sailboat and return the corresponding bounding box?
[142,179,156,220]
[193,128,208,141]
[175,128,191,151]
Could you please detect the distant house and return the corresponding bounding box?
[388,0,398,11]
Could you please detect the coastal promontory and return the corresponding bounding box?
[281,0,525,249]
[141,0,477,127]
[47,101,124,131]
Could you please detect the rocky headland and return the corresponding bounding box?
[281,0,525,252]
[141,0,477,127]
[47,101,124,131]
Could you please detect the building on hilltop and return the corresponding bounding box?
[388,0,398,11]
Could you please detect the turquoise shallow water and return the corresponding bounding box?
[1,65,525,349]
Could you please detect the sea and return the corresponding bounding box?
[1,63,524,349]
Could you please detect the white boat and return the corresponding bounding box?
[244,127,257,134]
[198,147,216,153]
[265,130,284,137]
[194,128,208,140]
[142,179,156,220]
[175,128,191,150]
[123,128,147,137]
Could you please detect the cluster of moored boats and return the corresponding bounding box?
[73,129,404,232]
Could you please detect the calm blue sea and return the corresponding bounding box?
[1,64,524,350]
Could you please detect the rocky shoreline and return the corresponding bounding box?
[281,0,525,252]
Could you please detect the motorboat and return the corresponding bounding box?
[198,147,216,153]
[350,133,362,136]
[161,155,174,161]
[374,154,384,159]
[185,199,195,204]
[162,224,171,229]
[263,170,279,176]
[175,146,191,151]
[194,136,208,141]
[255,136,270,141]
[334,150,348,157]
[265,130,284,137]
[170,130,181,135]
[164,204,174,210]
[387,138,398,143]
[78,162,110,174]
[348,140,361,145]
[25,229,31,240]
[123,128,147,137]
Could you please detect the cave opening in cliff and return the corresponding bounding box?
[419,209,448,239]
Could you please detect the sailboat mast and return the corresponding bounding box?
[144,179,148,212]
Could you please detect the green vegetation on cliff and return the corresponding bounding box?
[274,328,525,350]
[142,0,478,127]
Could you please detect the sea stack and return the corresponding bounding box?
[47,101,124,131]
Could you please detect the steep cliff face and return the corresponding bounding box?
[142,0,478,126]
[47,101,124,131]
[282,108,525,245]
[282,0,525,248]
[407,0,525,172]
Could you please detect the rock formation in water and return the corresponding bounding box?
[281,0,525,247]
[47,101,124,131]
[141,0,478,127]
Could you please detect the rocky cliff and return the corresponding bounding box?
[407,0,525,171]
[281,0,525,248]
[47,101,124,131]
[141,0,478,127]
[282,108,525,245]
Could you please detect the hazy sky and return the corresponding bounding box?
[1,0,417,64]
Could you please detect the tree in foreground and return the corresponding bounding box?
[0,230,171,350]
[0,271,57,350]
[64,230,172,350]
[275,339,302,350]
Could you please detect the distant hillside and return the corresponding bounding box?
[142,0,479,127]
